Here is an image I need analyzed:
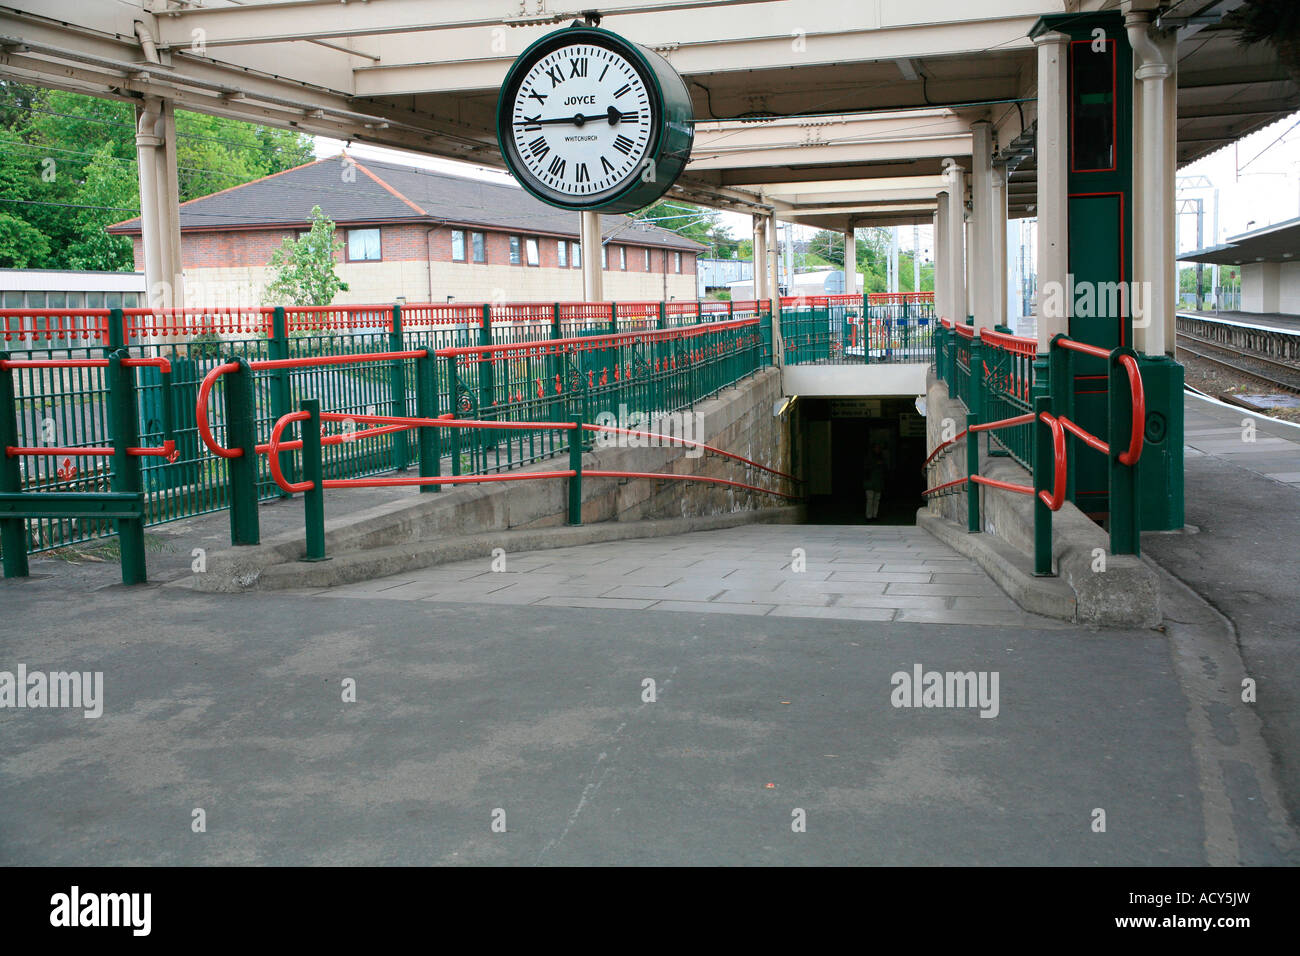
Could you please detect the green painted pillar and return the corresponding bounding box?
[300,398,327,561]
[568,406,583,526]
[108,349,147,584]
[389,303,409,471]
[1032,393,1054,576]
[966,411,981,534]
[0,353,29,578]
[226,356,260,546]
[1108,347,1141,556]
[268,306,295,495]
[415,350,440,493]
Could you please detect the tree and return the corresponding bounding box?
[264,205,349,306]
[0,83,315,271]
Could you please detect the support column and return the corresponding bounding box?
[1033,31,1070,350]
[934,200,950,321]
[1126,11,1176,356]
[844,224,856,294]
[766,215,780,302]
[159,102,185,309]
[581,210,603,301]
[991,161,1008,328]
[134,98,185,311]
[943,160,967,326]
[970,120,995,330]
[752,213,767,301]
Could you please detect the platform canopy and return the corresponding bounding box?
[1180,216,1300,266]
[0,0,1295,225]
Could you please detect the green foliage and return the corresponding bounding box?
[0,83,315,271]
[264,205,349,306]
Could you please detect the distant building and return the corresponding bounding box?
[1180,217,1300,315]
[0,268,146,312]
[727,269,864,300]
[697,257,753,297]
[107,155,704,306]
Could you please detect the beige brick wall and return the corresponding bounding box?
[178,262,697,306]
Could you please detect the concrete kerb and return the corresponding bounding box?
[184,367,792,592]
[921,370,1161,628]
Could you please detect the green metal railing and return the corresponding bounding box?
[781,292,936,366]
[0,299,774,565]
[925,319,1147,571]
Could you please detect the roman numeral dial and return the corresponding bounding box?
[506,39,655,204]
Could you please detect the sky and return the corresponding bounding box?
[316,106,1300,264]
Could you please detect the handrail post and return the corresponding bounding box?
[415,349,439,493]
[478,304,493,457]
[389,302,409,471]
[106,307,126,355]
[966,411,980,533]
[568,410,583,525]
[609,301,618,335]
[1109,347,1141,556]
[0,351,29,578]
[300,398,327,561]
[1032,395,1054,576]
[108,348,147,584]
[1048,334,1072,501]
[268,305,295,495]
[226,356,260,546]
[445,353,461,480]
[657,300,666,331]
[966,336,984,533]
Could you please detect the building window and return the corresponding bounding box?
[348,227,381,261]
[86,292,104,308]
[573,242,581,267]
[558,241,568,268]
[451,229,466,261]
[644,248,651,270]
[674,251,682,273]
[619,245,627,270]
[525,237,540,266]
[601,245,608,269]
[510,235,521,265]
[471,232,485,263]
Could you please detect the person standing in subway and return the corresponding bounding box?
[863,445,886,521]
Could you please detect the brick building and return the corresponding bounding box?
[107,154,704,306]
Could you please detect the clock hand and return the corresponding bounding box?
[515,113,601,128]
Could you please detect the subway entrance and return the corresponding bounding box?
[795,396,927,525]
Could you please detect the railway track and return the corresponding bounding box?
[1174,332,1300,396]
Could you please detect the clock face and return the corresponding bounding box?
[497,27,694,213]
[507,41,653,205]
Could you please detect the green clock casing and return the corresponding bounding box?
[497,24,695,214]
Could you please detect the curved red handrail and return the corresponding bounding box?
[267,410,314,493]
[1038,412,1067,511]
[921,429,967,469]
[1055,337,1110,360]
[196,361,242,459]
[1117,354,1144,466]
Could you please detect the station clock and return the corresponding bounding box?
[497,24,695,213]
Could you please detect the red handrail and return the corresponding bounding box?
[435,317,759,360]
[580,422,799,483]
[584,470,796,500]
[1,356,173,373]
[1116,354,1144,466]
[923,410,1066,512]
[196,361,242,459]
[7,441,177,461]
